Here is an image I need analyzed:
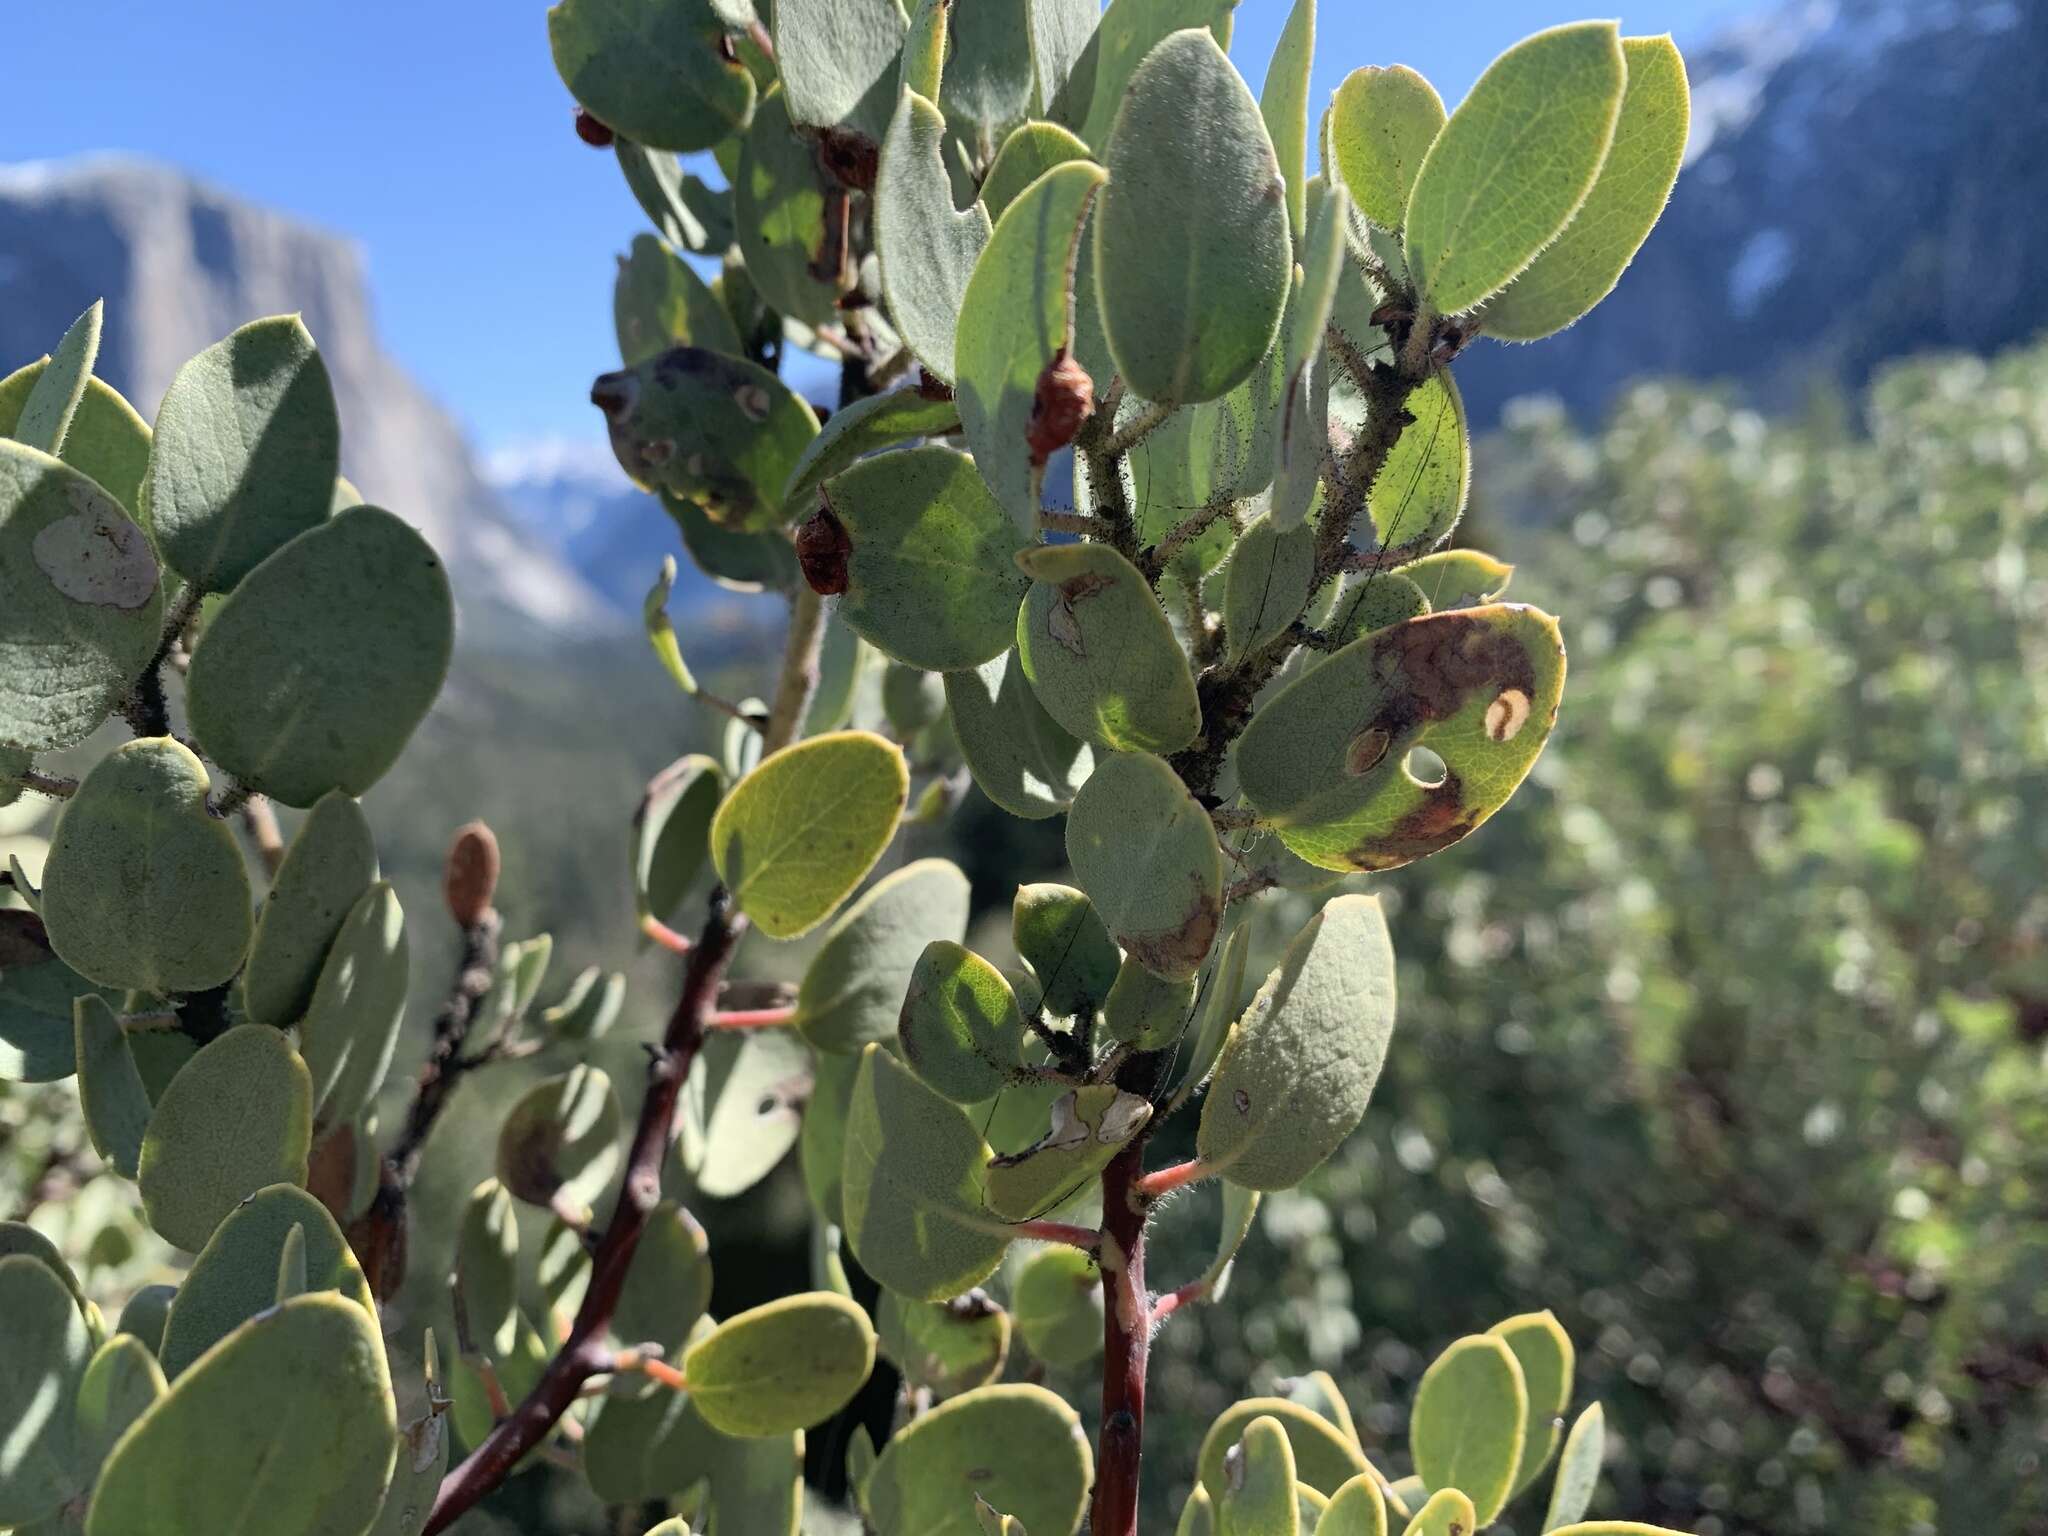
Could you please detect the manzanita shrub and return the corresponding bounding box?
[0,4,1698,1536]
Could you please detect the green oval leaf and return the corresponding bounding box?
[878,93,993,385]
[800,1047,860,1226]
[0,1252,90,1524]
[0,441,162,753]
[797,858,971,1053]
[826,446,1031,671]
[1010,881,1120,1018]
[956,159,1106,526]
[1482,37,1689,340]
[1368,371,1468,552]
[1258,0,1316,242]
[495,1064,622,1215]
[548,0,755,151]
[1399,1489,1476,1536]
[1102,955,1197,1050]
[1398,548,1510,610]
[1217,1414,1296,1536]
[866,1383,1092,1536]
[544,965,626,1041]
[944,648,1094,820]
[87,1294,396,1536]
[877,1290,1011,1398]
[684,1291,876,1436]
[1016,542,1200,754]
[1542,1404,1605,1533]
[12,301,102,455]
[1064,0,1236,149]
[615,233,744,366]
[454,1178,520,1358]
[1316,1473,1388,1536]
[1011,1244,1102,1368]
[596,344,820,531]
[115,1285,176,1358]
[668,487,800,591]
[635,753,725,927]
[1065,751,1221,981]
[1238,604,1564,871]
[243,793,378,1027]
[1491,1309,1575,1499]
[782,389,963,519]
[0,911,114,1082]
[0,359,151,522]
[75,995,150,1178]
[1402,22,1627,315]
[980,121,1091,222]
[733,85,844,328]
[1325,572,1429,650]
[711,730,908,939]
[1197,895,1396,1191]
[42,739,251,992]
[843,1044,1010,1301]
[148,316,339,592]
[617,143,736,254]
[1411,1333,1528,1527]
[185,506,453,806]
[158,1184,373,1379]
[773,0,905,141]
[74,1333,166,1479]
[1199,1397,1371,1507]
[899,940,1025,1104]
[298,881,410,1133]
[1096,31,1290,407]
[138,1026,312,1252]
[1226,512,1318,661]
[616,1201,713,1357]
[678,1026,811,1199]
[1331,66,1446,231]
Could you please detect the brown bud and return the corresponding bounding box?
[796,505,852,596]
[443,821,501,927]
[816,127,880,192]
[1026,350,1093,466]
[914,370,955,403]
[573,107,616,147]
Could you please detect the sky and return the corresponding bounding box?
[6,0,1748,472]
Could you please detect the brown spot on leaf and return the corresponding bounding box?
[1344,727,1391,776]
[1367,612,1537,730]
[1484,687,1531,742]
[589,370,639,423]
[1120,880,1221,982]
[1347,770,1476,871]
[733,384,771,422]
[0,909,54,968]
[1233,1088,1251,1115]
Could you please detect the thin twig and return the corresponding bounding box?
[1135,1158,1214,1200]
[384,910,503,1194]
[7,768,77,800]
[1149,1279,1209,1325]
[1100,398,1173,460]
[1038,509,1119,540]
[423,892,749,1535]
[239,795,287,879]
[707,1005,798,1030]
[1009,1220,1103,1250]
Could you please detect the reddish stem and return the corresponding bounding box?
[707,1004,798,1030]
[1091,1140,1150,1536]
[424,894,747,1534]
[1010,1219,1102,1250]
[1135,1158,1211,1200]
[1149,1279,1207,1326]
[640,913,693,954]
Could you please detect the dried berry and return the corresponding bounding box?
[1026,350,1094,466]
[914,370,955,403]
[443,820,501,927]
[573,108,616,147]
[817,127,880,193]
[797,505,852,596]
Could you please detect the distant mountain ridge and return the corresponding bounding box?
[0,155,617,644]
[1458,0,2048,423]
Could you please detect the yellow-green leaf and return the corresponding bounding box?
[1491,1309,1575,1499]
[1543,1404,1606,1532]
[710,731,908,939]
[1482,37,1690,340]
[684,1292,876,1437]
[1199,1398,1371,1507]
[1217,1415,1297,1536]
[866,1383,1092,1536]
[1410,1333,1528,1526]
[1331,67,1445,231]
[1402,22,1627,315]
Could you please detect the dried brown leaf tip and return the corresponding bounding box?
[444,820,501,927]
[797,504,852,596]
[1027,350,1094,466]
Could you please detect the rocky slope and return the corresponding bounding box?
[0,155,616,644]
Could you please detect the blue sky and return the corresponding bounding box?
[7,1,1745,467]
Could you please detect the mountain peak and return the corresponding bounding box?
[0,154,618,641]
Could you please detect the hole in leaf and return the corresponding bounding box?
[1404,746,1448,788]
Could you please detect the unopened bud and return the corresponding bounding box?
[797,505,852,596]
[443,821,501,927]
[1026,350,1093,466]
